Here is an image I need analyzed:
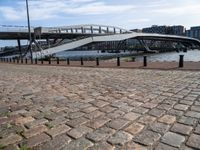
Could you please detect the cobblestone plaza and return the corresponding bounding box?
[0,64,200,150]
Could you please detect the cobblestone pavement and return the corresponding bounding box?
[0,64,200,150]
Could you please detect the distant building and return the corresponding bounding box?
[186,26,200,40]
[130,29,142,33]
[142,25,185,36]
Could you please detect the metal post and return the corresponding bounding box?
[117,57,120,66]
[17,58,19,64]
[179,55,184,68]
[57,57,59,65]
[13,58,15,63]
[49,58,51,65]
[96,57,99,66]
[26,0,33,62]
[143,56,147,67]
[41,59,43,65]
[21,58,23,64]
[81,58,84,66]
[67,58,70,65]
[35,58,37,64]
[25,58,28,64]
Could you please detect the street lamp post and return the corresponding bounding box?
[26,0,33,62]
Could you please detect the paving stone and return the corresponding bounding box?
[178,116,198,126]
[124,123,144,135]
[194,124,200,135]
[161,132,185,148]
[111,101,127,108]
[191,106,200,112]
[185,111,200,119]
[108,131,133,146]
[100,105,116,113]
[148,108,165,117]
[168,109,184,117]
[66,117,89,127]
[155,143,178,150]
[138,115,156,125]
[142,102,158,109]
[149,122,170,135]
[14,116,35,126]
[107,110,125,119]
[123,112,141,121]
[82,106,98,113]
[157,103,173,111]
[174,104,189,111]
[90,100,109,108]
[84,110,105,119]
[119,105,134,113]
[186,134,200,149]
[158,115,176,124]
[25,133,51,148]
[67,112,85,119]
[46,124,71,138]
[3,144,19,150]
[88,142,114,150]
[179,100,193,105]
[23,125,48,138]
[171,123,193,135]
[0,133,22,146]
[25,118,49,129]
[86,116,111,129]
[67,126,93,139]
[87,127,115,142]
[132,107,149,114]
[48,116,68,126]
[133,130,161,146]
[37,134,71,150]
[108,118,130,130]
[62,138,94,150]
[122,142,148,150]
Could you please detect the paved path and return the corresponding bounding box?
[0,64,200,150]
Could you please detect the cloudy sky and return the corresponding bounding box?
[0,0,200,30]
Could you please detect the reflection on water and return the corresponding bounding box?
[135,49,200,62]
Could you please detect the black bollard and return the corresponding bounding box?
[117,57,120,66]
[96,57,99,66]
[35,58,37,64]
[9,58,12,63]
[143,56,147,67]
[31,58,33,64]
[41,59,43,65]
[13,58,15,63]
[21,58,23,64]
[49,58,51,65]
[67,58,70,65]
[179,55,184,68]
[81,58,84,66]
[57,57,59,65]
[17,58,19,64]
[25,58,28,64]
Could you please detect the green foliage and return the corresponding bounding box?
[46,123,54,129]
[20,146,30,150]
[0,144,5,150]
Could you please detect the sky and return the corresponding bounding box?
[0,0,200,30]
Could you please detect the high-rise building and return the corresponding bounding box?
[186,26,200,40]
[141,25,185,36]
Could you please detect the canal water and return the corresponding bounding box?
[56,49,200,62]
[135,49,200,62]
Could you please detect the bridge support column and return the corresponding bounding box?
[17,39,22,58]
